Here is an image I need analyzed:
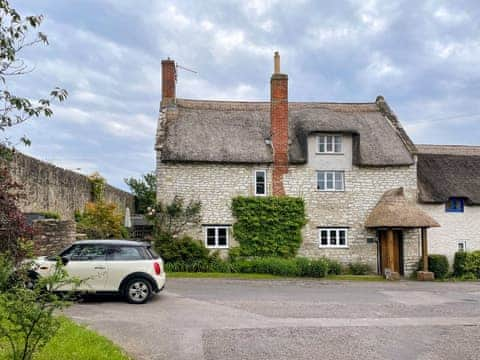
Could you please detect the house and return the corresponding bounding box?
[416,144,480,265]
[155,53,440,277]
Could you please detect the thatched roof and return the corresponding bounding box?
[365,188,440,228]
[157,97,415,166]
[417,145,480,205]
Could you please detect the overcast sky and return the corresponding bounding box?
[6,0,480,190]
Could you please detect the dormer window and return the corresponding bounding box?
[317,135,342,154]
[446,197,464,213]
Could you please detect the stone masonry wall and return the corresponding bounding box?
[8,150,134,220]
[419,203,480,266]
[157,159,421,274]
[32,219,76,256]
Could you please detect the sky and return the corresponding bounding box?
[6,0,480,191]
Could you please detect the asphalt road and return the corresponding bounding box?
[66,279,480,360]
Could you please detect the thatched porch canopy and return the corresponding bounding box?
[366,188,440,228]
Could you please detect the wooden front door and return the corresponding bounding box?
[379,230,403,275]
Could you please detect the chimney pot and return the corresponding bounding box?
[274,51,280,74]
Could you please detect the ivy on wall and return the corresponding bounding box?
[231,196,307,258]
[88,172,105,202]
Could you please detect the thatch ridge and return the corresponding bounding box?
[365,188,440,228]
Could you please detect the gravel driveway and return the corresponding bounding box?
[66,279,480,360]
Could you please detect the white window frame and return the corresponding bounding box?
[318,228,348,248]
[316,171,345,191]
[317,134,343,154]
[457,240,467,252]
[254,170,267,196]
[204,226,229,249]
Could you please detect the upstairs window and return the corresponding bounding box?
[205,226,229,249]
[319,228,348,248]
[254,170,267,196]
[446,198,464,213]
[317,171,344,191]
[458,240,467,252]
[317,135,342,154]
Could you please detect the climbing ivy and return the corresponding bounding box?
[231,196,307,258]
[88,172,105,203]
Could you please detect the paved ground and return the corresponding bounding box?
[66,279,480,360]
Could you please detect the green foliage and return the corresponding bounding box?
[233,258,301,276]
[76,201,125,239]
[124,172,156,214]
[148,196,201,238]
[154,235,210,263]
[0,256,79,360]
[418,254,449,279]
[325,258,342,275]
[231,196,307,258]
[37,211,60,220]
[453,251,480,279]
[0,0,68,147]
[348,262,372,275]
[88,172,106,203]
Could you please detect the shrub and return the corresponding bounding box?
[154,235,210,263]
[418,254,449,279]
[231,196,307,258]
[76,201,125,239]
[453,251,480,279]
[38,211,61,220]
[348,262,371,275]
[294,257,311,276]
[325,258,342,275]
[306,258,329,277]
[237,258,301,277]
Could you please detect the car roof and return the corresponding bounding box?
[73,240,150,247]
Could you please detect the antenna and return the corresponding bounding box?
[176,64,198,74]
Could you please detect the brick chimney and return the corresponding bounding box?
[270,51,288,196]
[161,58,176,107]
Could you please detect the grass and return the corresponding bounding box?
[168,272,384,281]
[0,316,130,360]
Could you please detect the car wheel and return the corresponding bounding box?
[124,278,152,304]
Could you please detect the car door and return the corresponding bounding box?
[105,246,149,291]
[61,244,108,291]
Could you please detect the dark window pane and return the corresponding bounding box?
[321,230,328,245]
[335,172,344,190]
[218,228,227,246]
[339,230,346,245]
[317,172,325,190]
[70,245,106,261]
[334,136,342,152]
[330,230,337,245]
[326,136,333,152]
[207,228,216,246]
[326,172,334,189]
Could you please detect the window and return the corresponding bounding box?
[108,246,144,261]
[66,245,107,261]
[458,240,467,252]
[254,170,267,196]
[319,228,348,248]
[446,198,464,212]
[317,171,344,191]
[317,135,342,153]
[205,226,229,249]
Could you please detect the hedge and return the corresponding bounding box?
[418,254,449,279]
[453,251,480,279]
[231,196,307,258]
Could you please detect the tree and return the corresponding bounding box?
[124,172,156,214]
[1,0,67,148]
[76,201,125,239]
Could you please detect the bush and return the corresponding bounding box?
[453,251,480,279]
[232,196,307,258]
[154,235,210,263]
[76,201,125,239]
[348,262,371,275]
[306,258,329,277]
[325,258,342,275]
[38,211,61,220]
[418,254,449,279]
[233,258,301,277]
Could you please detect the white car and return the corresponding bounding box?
[32,240,166,304]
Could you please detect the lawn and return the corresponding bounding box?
[168,272,384,281]
[1,316,130,360]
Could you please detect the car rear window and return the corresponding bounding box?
[108,246,144,261]
[147,247,160,259]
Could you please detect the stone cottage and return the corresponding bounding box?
[416,144,480,265]
[156,53,440,277]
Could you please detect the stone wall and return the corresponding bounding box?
[419,203,480,266]
[32,219,76,256]
[8,149,134,220]
[157,158,421,274]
